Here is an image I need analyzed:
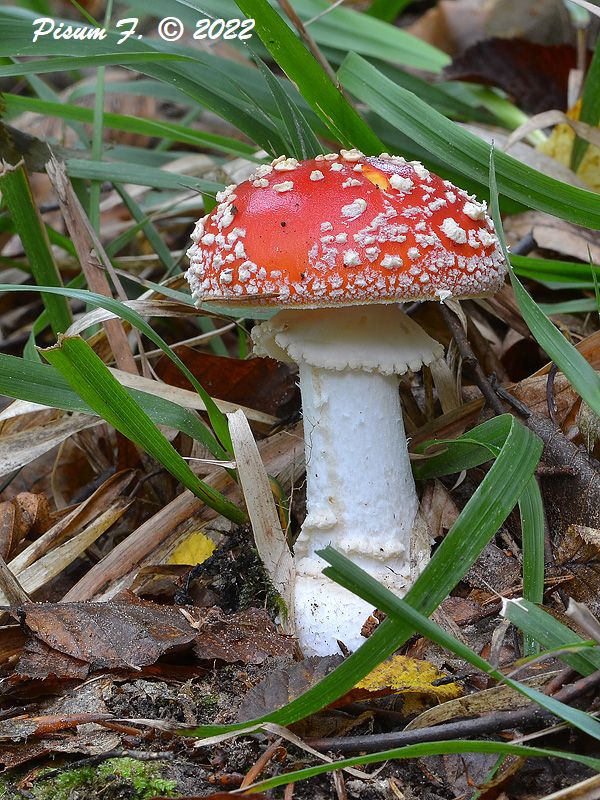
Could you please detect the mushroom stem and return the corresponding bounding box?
[295,362,417,654]
[253,304,443,655]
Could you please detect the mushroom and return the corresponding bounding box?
[185,150,505,655]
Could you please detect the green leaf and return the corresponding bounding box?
[3,93,257,159]
[0,51,193,77]
[179,415,541,737]
[571,41,600,171]
[518,478,545,654]
[234,0,383,152]
[511,254,600,288]
[320,546,600,743]
[249,740,600,793]
[0,284,232,454]
[0,351,226,454]
[503,598,600,677]
[41,336,245,525]
[64,158,222,194]
[366,0,414,22]
[253,56,323,160]
[338,53,600,229]
[0,160,72,335]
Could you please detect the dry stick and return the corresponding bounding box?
[241,738,285,788]
[45,156,139,376]
[439,302,505,415]
[306,667,600,754]
[0,555,29,606]
[495,385,600,482]
[277,0,343,89]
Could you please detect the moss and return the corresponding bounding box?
[29,757,177,800]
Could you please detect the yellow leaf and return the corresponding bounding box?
[537,100,600,192]
[335,655,463,715]
[168,531,216,566]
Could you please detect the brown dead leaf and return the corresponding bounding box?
[504,211,600,264]
[554,525,600,615]
[155,347,300,423]
[187,606,294,664]
[420,480,460,540]
[237,655,344,722]
[9,593,293,682]
[443,39,580,114]
[408,0,569,56]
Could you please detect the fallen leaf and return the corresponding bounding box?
[338,654,463,713]
[504,210,600,263]
[237,655,344,722]
[538,99,600,191]
[9,593,294,682]
[443,39,581,114]
[155,346,300,423]
[168,531,216,566]
[554,525,600,616]
[408,0,569,56]
[0,413,102,479]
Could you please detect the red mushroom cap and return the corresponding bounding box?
[186,150,506,308]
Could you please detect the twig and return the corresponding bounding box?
[439,303,505,415]
[546,363,559,424]
[306,667,600,754]
[305,0,346,26]
[241,738,285,788]
[0,554,29,606]
[277,0,342,89]
[512,231,538,257]
[45,155,141,376]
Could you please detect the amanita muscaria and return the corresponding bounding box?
[186,149,505,655]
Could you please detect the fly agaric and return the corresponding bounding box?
[186,150,505,655]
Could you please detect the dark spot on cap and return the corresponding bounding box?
[280,221,286,227]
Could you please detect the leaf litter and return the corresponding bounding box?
[0,1,600,798]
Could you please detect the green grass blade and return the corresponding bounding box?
[539,298,599,314]
[0,284,232,455]
[180,415,541,736]
[511,254,600,288]
[0,352,226,454]
[571,42,600,171]
[249,741,600,792]
[338,53,600,229]
[366,0,413,21]
[518,478,545,654]
[487,151,600,417]
[41,337,245,525]
[0,161,72,335]
[234,0,383,152]
[64,158,223,194]
[0,52,192,77]
[320,547,600,743]
[2,93,258,159]
[412,416,509,480]
[503,598,600,676]
[253,56,323,160]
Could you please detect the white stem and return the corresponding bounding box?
[252,304,443,655]
[294,363,417,654]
